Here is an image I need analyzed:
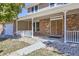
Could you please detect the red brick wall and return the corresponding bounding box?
[39,3,49,9]
[67,13,79,31]
[38,18,64,36]
[51,19,63,36]
[39,19,50,36]
[28,21,32,30]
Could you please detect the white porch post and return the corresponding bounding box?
[32,18,34,38]
[64,11,67,43]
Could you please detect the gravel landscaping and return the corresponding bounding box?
[0,39,29,56]
[44,41,79,56]
[26,48,63,56]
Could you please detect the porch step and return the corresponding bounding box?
[34,32,46,36]
[49,35,62,38]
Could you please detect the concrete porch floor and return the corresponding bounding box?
[33,36,64,43]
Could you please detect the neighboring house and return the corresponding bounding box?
[0,20,16,36]
[2,3,79,43]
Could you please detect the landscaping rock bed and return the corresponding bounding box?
[44,41,79,56]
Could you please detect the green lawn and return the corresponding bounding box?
[27,48,64,56]
[0,39,29,56]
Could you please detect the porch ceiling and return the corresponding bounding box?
[17,19,32,21]
[34,12,64,20]
[18,4,79,21]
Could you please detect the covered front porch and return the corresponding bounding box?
[16,4,79,43]
[16,19,32,37]
[16,12,64,38]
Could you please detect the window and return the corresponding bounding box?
[28,7,34,13]
[31,7,34,12]
[33,22,40,32]
[50,3,55,7]
[36,22,39,31]
[35,5,38,11]
[33,22,35,32]
[28,8,30,13]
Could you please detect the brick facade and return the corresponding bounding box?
[34,18,64,36]
[51,19,64,36]
[39,19,50,36]
[67,13,79,31]
[27,3,49,13]
[38,19,63,36]
[39,3,49,9]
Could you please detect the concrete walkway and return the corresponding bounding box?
[6,41,46,56]
[34,37,61,42]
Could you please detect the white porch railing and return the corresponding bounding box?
[66,31,79,43]
[16,30,32,37]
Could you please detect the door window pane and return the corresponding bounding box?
[36,22,39,31]
[33,23,35,32]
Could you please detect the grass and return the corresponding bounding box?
[0,39,29,56]
[27,48,64,56]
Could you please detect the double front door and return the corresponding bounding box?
[50,19,63,37]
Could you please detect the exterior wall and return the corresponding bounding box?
[27,3,49,13]
[18,21,32,31]
[67,13,79,31]
[27,8,32,13]
[6,20,16,35]
[35,18,63,36]
[39,19,50,36]
[28,21,32,30]
[0,20,16,35]
[51,19,64,36]
[39,3,49,9]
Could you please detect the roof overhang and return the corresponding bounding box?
[18,3,79,21]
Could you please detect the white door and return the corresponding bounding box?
[4,24,13,35]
